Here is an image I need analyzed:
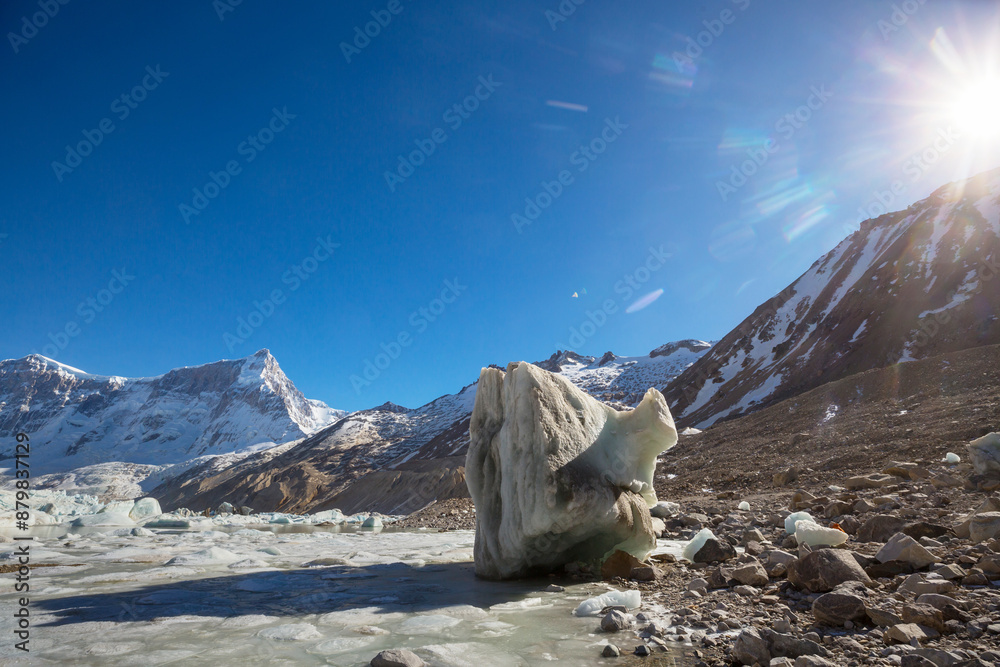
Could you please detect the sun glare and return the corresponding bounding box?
[950,77,1000,139]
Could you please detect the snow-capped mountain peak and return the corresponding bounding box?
[0,350,345,474]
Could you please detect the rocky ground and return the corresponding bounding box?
[594,454,1000,667]
[392,497,476,530]
[391,457,999,666]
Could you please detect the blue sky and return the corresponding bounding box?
[3,1,1000,411]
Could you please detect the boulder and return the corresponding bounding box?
[601,550,643,580]
[760,629,828,660]
[600,609,634,632]
[732,561,769,586]
[884,623,939,644]
[901,603,947,633]
[875,532,940,569]
[811,590,867,626]
[969,512,1000,543]
[866,607,903,628]
[787,548,871,593]
[370,649,427,667]
[650,501,679,518]
[465,362,677,579]
[856,515,905,543]
[732,628,771,666]
[902,522,949,541]
[693,537,737,563]
[967,432,1000,475]
[898,574,956,596]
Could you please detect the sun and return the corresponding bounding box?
[950,77,1000,139]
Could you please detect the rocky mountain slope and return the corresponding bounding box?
[664,167,1000,428]
[0,350,343,474]
[656,341,1000,500]
[151,341,712,514]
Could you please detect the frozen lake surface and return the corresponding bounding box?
[0,525,683,666]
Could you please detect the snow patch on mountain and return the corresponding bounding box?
[0,350,345,475]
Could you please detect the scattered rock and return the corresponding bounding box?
[601,609,634,633]
[884,623,939,645]
[601,644,620,658]
[774,467,800,486]
[732,560,769,586]
[787,548,872,593]
[967,432,1000,475]
[901,603,948,633]
[602,549,644,580]
[875,532,941,569]
[898,574,956,596]
[811,590,867,626]
[857,515,906,543]
[866,607,903,628]
[969,512,1000,543]
[370,648,427,667]
[845,473,895,490]
[693,537,737,563]
[901,521,950,541]
[733,628,770,666]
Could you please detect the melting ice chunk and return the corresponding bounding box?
[573,589,641,616]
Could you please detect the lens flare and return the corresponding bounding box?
[950,77,1000,139]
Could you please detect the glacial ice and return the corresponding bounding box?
[794,519,849,547]
[71,512,135,527]
[128,497,162,521]
[466,362,677,579]
[681,527,717,562]
[573,589,642,616]
[944,452,961,463]
[738,501,751,511]
[785,511,815,534]
[2,521,670,665]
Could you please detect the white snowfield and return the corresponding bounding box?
[0,517,688,666]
